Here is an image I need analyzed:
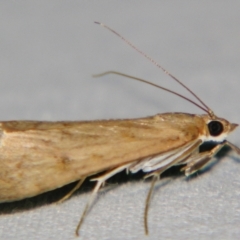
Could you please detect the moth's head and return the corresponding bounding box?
[202,115,238,142]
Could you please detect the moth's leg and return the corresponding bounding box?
[144,167,179,235]
[143,140,202,234]
[144,173,159,235]
[225,141,240,155]
[75,163,132,236]
[57,177,86,204]
[182,142,225,176]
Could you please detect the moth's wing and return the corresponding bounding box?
[0,114,202,201]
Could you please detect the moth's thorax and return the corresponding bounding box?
[152,112,238,143]
[150,112,208,142]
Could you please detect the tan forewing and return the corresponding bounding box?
[0,113,204,202]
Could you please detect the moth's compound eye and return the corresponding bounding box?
[208,121,223,136]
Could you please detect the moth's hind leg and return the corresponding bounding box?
[75,163,132,236]
[57,177,86,204]
[182,142,226,176]
[144,173,159,235]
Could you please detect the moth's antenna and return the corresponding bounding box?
[93,71,209,114]
[94,21,214,118]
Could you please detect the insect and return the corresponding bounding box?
[1,22,239,237]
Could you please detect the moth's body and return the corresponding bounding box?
[1,22,239,237]
[0,112,236,203]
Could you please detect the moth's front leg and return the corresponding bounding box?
[181,142,226,176]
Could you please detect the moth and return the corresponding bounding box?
[1,22,239,236]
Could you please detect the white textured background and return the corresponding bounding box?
[0,2,240,240]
